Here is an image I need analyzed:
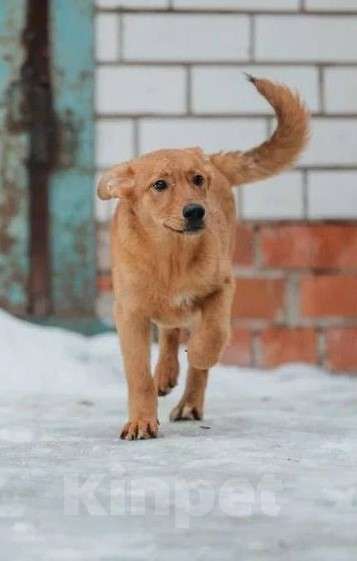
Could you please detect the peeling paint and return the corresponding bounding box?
[49,0,96,316]
[0,0,29,313]
[0,0,96,317]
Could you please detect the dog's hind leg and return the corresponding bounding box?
[169,366,208,421]
[154,327,180,396]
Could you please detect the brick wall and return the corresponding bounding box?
[95,0,357,372]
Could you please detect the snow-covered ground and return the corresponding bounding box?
[0,309,356,560]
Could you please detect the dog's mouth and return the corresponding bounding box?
[164,223,205,235]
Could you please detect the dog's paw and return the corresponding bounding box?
[120,418,159,440]
[154,359,179,396]
[169,402,203,422]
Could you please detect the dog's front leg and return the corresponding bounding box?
[188,280,234,371]
[170,281,234,422]
[115,303,158,440]
[170,366,208,421]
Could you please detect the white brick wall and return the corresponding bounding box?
[191,66,320,113]
[96,66,186,114]
[173,0,299,10]
[95,2,357,223]
[96,119,134,167]
[122,15,250,61]
[305,0,357,11]
[95,14,120,62]
[256,16,357,62]
[302,119,357,166]
[139,118,266,153]
[324,68,357,113]
[241,172,304,220]
[97,0,168,8]
[307,171,357,219]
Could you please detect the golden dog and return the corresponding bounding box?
[98,77,309,440]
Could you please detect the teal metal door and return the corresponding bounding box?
[0,0,96,319]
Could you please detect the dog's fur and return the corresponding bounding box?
[98,77,309,440]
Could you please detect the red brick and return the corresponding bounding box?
[301,275,357,317]
[97,274,112,292]
[232,278,285,319]
[325,329,357,373]
[261,225,357,269]
[233,223,255,266]
[259,328,317,368]
[220,327,252,366]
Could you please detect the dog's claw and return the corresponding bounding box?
[154,364,179,397]
[157,380,177,396]
[120,419,159,440]
[170,403,202,422]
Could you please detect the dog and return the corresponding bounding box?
[97,76,309,440]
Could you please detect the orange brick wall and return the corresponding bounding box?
[221,222,357,373]
[97,222,357,374]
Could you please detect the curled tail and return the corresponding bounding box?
[210,75,310,186]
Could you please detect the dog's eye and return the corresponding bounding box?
[152,179,168,191]
[192,174,204,187]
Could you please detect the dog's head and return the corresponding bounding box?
[98,77,310,238]
[97,147,213,236]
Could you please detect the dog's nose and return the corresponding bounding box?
[182,203,205,221]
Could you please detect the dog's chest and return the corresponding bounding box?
[150,289,200,328]
[171,292,195,308]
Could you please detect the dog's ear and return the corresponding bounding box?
[97,163,135,200]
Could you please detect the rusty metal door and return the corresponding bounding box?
[0,0,95,320]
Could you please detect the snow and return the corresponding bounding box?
[0,309,356,560]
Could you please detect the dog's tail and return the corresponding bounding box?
[210,76,310,186]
